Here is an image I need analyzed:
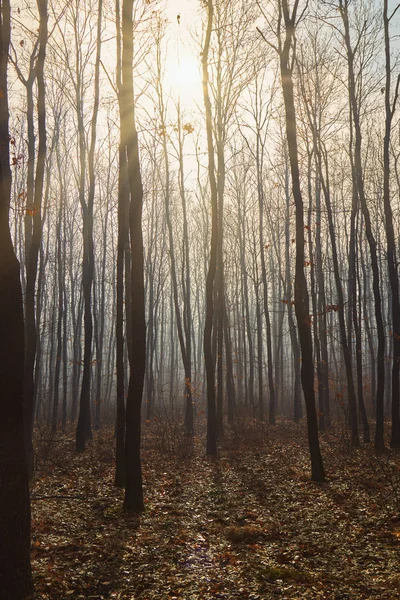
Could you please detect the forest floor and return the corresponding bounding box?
[30,418,400,599]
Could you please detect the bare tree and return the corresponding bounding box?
[258,0,325,481]
[382,0,400,448]
[202,0,218,455]
[11,0,48,473]
[0,0,33,594]
[75,0,103,451]
[121,0,146,512]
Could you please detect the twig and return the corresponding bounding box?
[31,494,86,501]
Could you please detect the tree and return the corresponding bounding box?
[337,0,385,448]
[202,0,218,456]
[114,0,128,488]
[10,0,48,473]
[75,0,103,452]
[151,14,194,434]
[121,0,146,512]
[382,0,400,448]
[0,0,33,595]
[258,0,325,481]
[295,27,360,441]
[238,64,277,424]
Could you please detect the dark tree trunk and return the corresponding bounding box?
[0,1,33,594]
[283,156,302,423]
[383,0,400,448]
[278,1,325,481]
[239,193,254,414]
[319,143,359,446]
[257,141,276,424]
[22,0,48,475]
[114,0,128,487]
[76,0,103,452]
[52,200,63,433]
[202,0,218,456]
[224,300,236,423]
[306,150,325,431]
[354,234,370,442]
[339,0,385,449]
[315,179,330,427]
[121,0,146,512]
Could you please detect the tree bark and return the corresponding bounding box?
[278,0,325,481]
[0,0,33,594]
[122,0,146,512]
[76,0,103,451]
[202,0,218,456]
[383,0,400,448]
[23,0,48,474]
[339,0,385,449]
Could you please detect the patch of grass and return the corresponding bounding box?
[259,565,313,584]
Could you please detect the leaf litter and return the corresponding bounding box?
[30,420,400,599]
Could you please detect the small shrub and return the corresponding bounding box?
[147,412,194,460]
[259,566,313,584]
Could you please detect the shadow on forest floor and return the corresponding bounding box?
[31,420,400,599]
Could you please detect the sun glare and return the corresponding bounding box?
[165,53,203,105]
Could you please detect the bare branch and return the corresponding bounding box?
[389,3,400,21]
[256,26,279,54]
[391,73,400,120]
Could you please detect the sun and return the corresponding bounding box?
[164,53,203,106]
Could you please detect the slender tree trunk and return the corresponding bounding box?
[114,0,128,487]
[122,0,146,512]
[257,139,275,424]
[383,0,400,448]
[23,0,48,474]
[202,0,218,456]
[306,149,325,431]
[52,201,63,433]
[339,0,385,449]
[319,143,359,446]
[278,2,325,481]
[76,0,103,451]
[354,229,370,442]
[284,150,302,422]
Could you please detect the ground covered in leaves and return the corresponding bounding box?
[31,419,400,599]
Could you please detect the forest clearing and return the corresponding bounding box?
[30,421,400,599]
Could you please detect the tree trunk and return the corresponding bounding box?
[0,1,33,593]
[23,0,48,474]
[202,0,218,456]
[339,0,385,449]
[122,0,146,512]
[383,0,400,448]
[279,2,325,481]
